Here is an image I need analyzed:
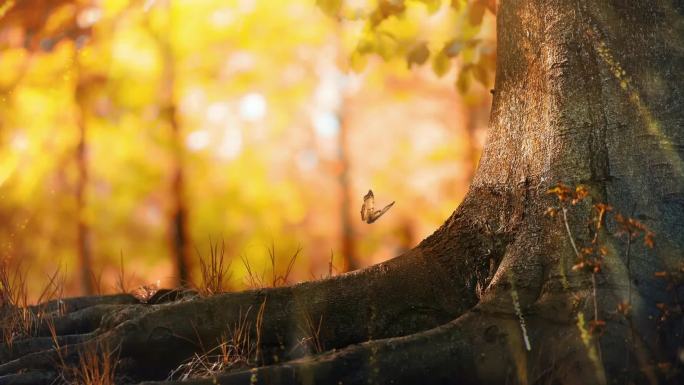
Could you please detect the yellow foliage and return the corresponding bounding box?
[0,0,491,299]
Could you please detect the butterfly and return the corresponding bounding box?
[360,190,395,224]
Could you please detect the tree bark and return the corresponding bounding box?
[1,1,682,384]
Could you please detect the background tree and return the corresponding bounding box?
[146,0,193,287]
[1,0,480,298]
[74,58,94,295]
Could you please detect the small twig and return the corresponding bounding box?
[255,297,267,364]
[561,206,581,259]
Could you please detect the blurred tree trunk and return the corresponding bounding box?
[151,5,192,287]
[337,110,357,272]
[463,99,489,181]
[74,64,94,296]
[162,69,191,286]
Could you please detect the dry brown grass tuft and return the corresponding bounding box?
[55,341,120,385]
[196,238,232,296]
[71,341,119,385]
[115,251,128,294]
[50,315,120,385]
[241,243,300,289]
[297,312,324,355]
[0,260,63,349]
[168,297,267,381]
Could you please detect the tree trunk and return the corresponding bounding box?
[156,8,192,287]
[75,64,94,296]
[337,109,358,272]
[167,101,191,287]
[1,1,682,384]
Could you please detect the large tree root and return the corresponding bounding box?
[135,304,603,385]
[26,294,140,315]
[0,196,503,384]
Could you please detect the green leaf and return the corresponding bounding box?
[456,65,472,93]
[350,50,368,72]
[432,51,450,77]
[376,31,399,60]
[472,62,489,86]
[442,39,463,57]
[356,35,375,54]
[316,0,342,17]
[460,39,481,62]
[418,0,442,14]
[406,41,430,68]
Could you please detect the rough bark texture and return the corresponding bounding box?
[1,1,682,384]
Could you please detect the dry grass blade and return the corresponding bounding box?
[279,246,301,287]
[168,302,264,380]
[47,315,68,369]
[52,329,120,385]
[115,251,128,294]
[196,238,232,296]
[255,296,266,363]
[0,258,26,309]
[1,261,64,349]
[242,243,301,289]
[72,341,119,385]
[0,260,24,349]
[268,243,301,287]
[298,312,324,354]
[241,254,265,289]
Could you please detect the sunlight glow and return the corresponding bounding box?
[206,102,231,124]
[10,132,28,152]
[216,127,243,160]
[186,130,210,151]
[180,88,206,115]
[224,52,254,74]
[312,111,340,138]
[210,8,236,28]
[591,29,684,177]
[237,0,256,14]
[77,7,102,28]
[143,0,156,12]
[297,149,318,172]
[239,92,267,122]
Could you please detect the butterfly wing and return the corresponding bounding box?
[361,190,375,222]
[368,201,395,223]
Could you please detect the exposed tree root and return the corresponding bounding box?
[0,333,91,363]
[132,301,606,385]
[0,370,55,385]
[0,202,503,383]
[26,294,140,315]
